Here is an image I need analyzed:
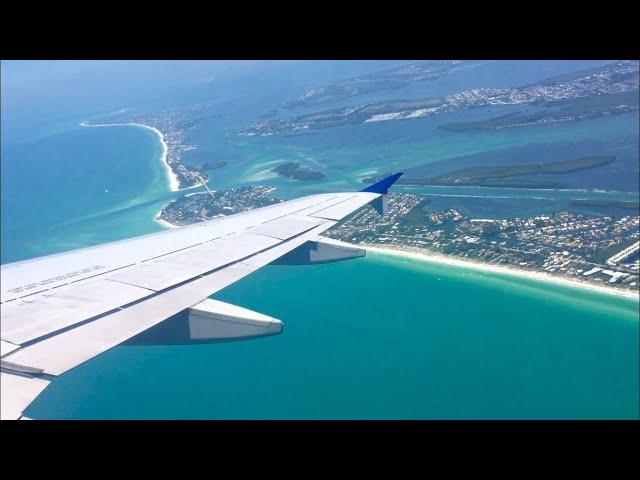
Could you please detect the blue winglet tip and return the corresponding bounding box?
[360,172,403,194]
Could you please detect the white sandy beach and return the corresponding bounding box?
[81,121,180,192]
[154,214,178,229]
[364,244,640,301]
[77,123,638,303]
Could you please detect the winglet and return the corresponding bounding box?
[360,172,403,194]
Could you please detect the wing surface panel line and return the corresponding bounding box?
[5,224,327,351]
[3,223,338,375]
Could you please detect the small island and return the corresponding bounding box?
[381,155,616,189]
[201,161,228,170]
[272,162,325,180]
[282,61,462,110]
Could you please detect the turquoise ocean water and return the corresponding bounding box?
[1,124,172,262]
[24,253,639,420]
[1,60,638,419]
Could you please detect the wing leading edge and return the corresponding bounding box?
[0,173,402,419]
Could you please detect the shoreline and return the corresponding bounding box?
[80,121,180,192]
[78,119,638,300]
[363,244,640,301]
[153,206,179,229]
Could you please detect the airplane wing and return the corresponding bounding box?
[0,173,402,419]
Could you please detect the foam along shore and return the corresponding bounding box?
[363,244,640,301]
[153,207,178,229]
[80,121,180,192]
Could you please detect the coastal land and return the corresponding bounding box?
[271,162,325,180]
[439,90,640,132]
[155,185,640,297]
[157,185,281,226]
[78,60,639,299]
[322,192,640,294]
[387,155,617,189]
[283,61,465,110]
[82,101,220,190]
[240,61,639,136]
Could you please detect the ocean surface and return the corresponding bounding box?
[24,253,639,420]
[1,124,172,263]
[2,60,638,419]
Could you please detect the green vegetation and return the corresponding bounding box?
[283,61,459,109]
[292,98,445,130]
[201,161,228,170]
[535,64,618,86]
[397,177,561,188]
[439,112,524,132]
[591,237,640,264]
[540,156,616,173]
[242,61,637,137]
[284,81,405,109]
[396,156,616,189]
[439,91,639,132]
[430,164,539,181]
[537,64,639,88]
[569,199,640,211]
[397,198,431,228]
[272,162,325,180]
[461,179,561,188]
[558,90,639,115]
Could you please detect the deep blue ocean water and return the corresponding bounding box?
[1,60,638,419]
